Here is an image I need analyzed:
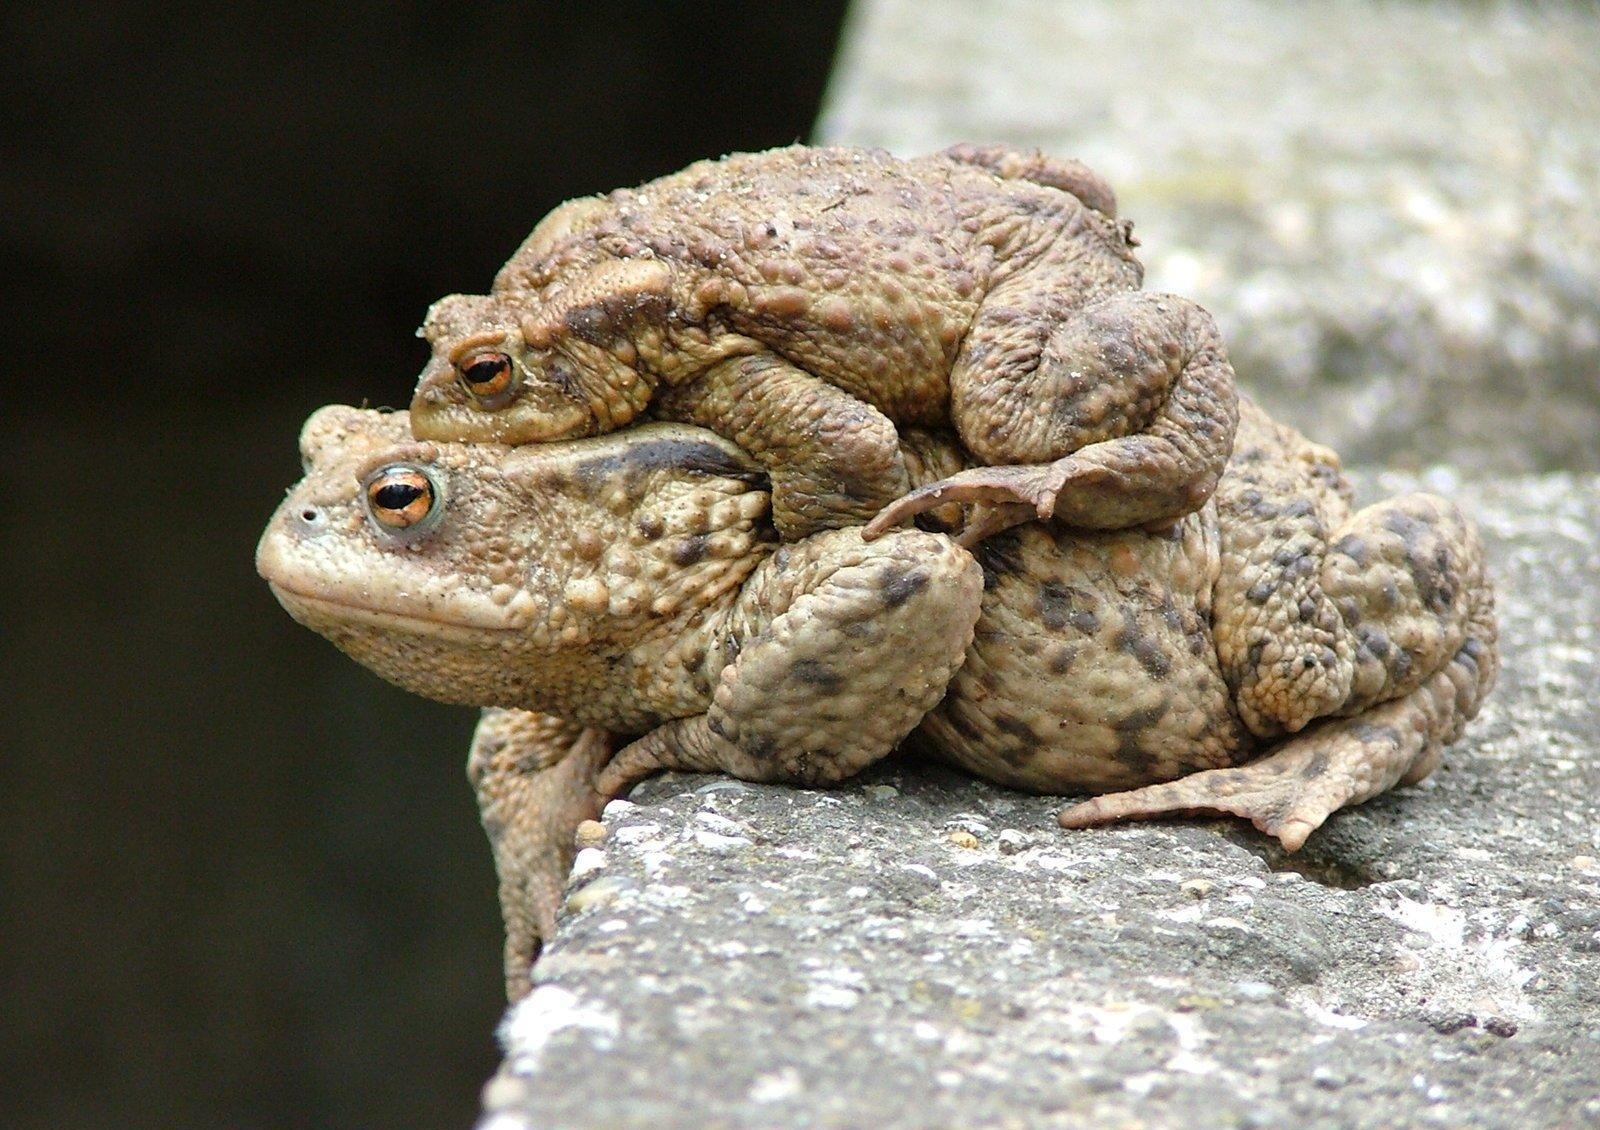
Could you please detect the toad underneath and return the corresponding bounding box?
[410,144,1236,543]
[258,403,1496,998]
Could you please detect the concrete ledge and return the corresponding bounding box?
[478,4,1600,1122]
[479,475,1600,1127]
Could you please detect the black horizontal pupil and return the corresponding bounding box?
[464,358,506,385]
[375,482,425,510]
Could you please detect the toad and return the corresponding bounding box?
[409,144,1236,543]
[258,403,1495,998]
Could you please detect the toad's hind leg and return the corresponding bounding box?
[596,528,983,798]
[469,708,616,1000]
[866,290,1238,540]
[1061,513,1497,850]
[1216,411,1493,740]
[940,142,1119,218]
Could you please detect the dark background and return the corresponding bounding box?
[1,3,849,1125]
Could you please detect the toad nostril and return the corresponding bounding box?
[295,507,326,530]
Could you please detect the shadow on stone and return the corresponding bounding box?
[1220,825,1393,890]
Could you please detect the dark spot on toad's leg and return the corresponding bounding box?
[1114,701,1170,732]
[1048,645,1078,674]
[671,534,709,566]
[1115,615,1173,680]
[790,658,844,693]
[745,734,778,760]
[994,712,1038,742]
[947,706,985,742]
[997,742,1037,769]
[1382,508,1430,551]
[975,532,1025,580]
[1112,733,1158,774]
[881,567,930,609]
[1036,582,1098,634]
[1403,540,1455,614]
[1035,582,1070,630]
[1334,534,1369,565]
[637,515,665,540]
[1351,722,1401,747]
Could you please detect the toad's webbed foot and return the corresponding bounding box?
[1059,600,1496,850]
[468,708,615,1000]
[864,460,1117,542]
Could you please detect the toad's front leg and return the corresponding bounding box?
[654,353,911,540]
[468,708,616,1000]
[596,528,982,797]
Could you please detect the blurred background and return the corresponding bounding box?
[2,3,848,1126]
[4,1,1598,1127]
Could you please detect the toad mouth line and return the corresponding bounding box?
[265,582,524,633]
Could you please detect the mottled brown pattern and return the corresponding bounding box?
[259,402,1495,998]
[409,145,1237,542]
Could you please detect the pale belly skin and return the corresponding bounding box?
[259,403,1496,999]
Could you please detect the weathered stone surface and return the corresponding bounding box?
[820,0,1600,473]
[478,5,1600,1124]
[482,474,1600,1128]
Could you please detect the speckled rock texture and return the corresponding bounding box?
[480,474,1600,1127]
[477,4,1600,1124]
[820,0,1600,474]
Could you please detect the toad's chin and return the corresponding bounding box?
[263,582,536,709]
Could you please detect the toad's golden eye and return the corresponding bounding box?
[457,352,516,401]
[363,466,441,538]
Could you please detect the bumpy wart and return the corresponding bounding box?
[409,144,1239,546]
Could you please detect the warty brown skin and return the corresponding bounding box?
[258,407,984,991]
[913,404,1497,859]
[259,403,1496,998]
[409,144,1238,542]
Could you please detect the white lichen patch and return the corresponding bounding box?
[748,1067,804,1103]
[499,985,620,1072]
[1386,896,1467,948]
